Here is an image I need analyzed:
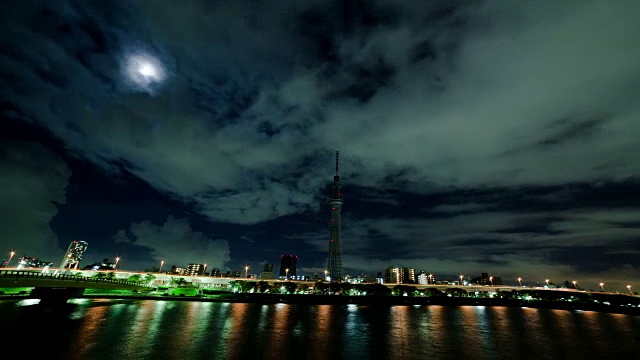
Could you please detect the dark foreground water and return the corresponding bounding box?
[1,299,638,359]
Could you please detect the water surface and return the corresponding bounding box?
[0,299,638,359]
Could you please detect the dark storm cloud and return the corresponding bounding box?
[0,141,70,258]
[2,0,640,287]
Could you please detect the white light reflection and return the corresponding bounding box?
[16,299,41,306]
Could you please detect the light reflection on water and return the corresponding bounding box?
[1,300,638,360]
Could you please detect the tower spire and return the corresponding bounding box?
[327,150,344,282]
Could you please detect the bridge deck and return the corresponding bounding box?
[0,270,152,291]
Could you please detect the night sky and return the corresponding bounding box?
[1,1,639,290]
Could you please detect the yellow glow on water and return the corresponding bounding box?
[308,305,333,360]
[67,304,108,358]
[182,302,213,359]
[268,303,292,356]
[122,301,155,356]
[460,306,483,358]
[223,303,250,359]
[388,306,411,358]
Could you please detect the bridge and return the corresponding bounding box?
[0,270,153,290]
[0,270,154,302]
[0,268,621,299]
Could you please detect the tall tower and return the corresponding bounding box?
[57,240,88,273]
[327,151,344,281]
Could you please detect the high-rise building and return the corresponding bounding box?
[263,263,274,272]
[385,267,401,284]
[384,267,416,284]
[186,264,206,276]
[279,254,298,278]
[210,268,220,277]
[417,271,436,285]
[327,151,344,281]
[58,240,88,270]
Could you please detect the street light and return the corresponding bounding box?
[489,276,494,286]
[115,256,121,270]
[324,269,328,281]
[459,275,464,286]
[627,285,633,295]
[204,264,207,276]
[245,265,249,278]
[285,268,289,280]
[518,277,522,287]
[599,282,605,291]
[7,251,15,268]
[545,279,550,287]
[429,274,434,284]
[572,280,577,289]
[159,260,164,273]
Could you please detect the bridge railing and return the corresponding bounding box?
[0,270,153,288]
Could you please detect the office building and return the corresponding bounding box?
[186,264,206,276]
[279,254,298,278]
[417,271,436,285]
[384,267,416,284]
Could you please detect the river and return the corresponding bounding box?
[0,299,638,359]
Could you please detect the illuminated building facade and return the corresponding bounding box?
[417,271,436,285]
[16,256,53,269]
[186,264,205,276]
[58,240,88,270]
[384,267,416,284]
[279,254,298,278]
[327,151,344,281]
[171,266,187,275]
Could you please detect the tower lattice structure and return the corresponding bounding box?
[327,151,343,281]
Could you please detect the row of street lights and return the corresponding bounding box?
[458,274,634,295]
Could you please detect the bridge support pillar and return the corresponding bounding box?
[31,287,85,304]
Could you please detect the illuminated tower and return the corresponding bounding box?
[58,240,88,271]
[327,151,344,281]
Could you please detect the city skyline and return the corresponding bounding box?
[2,244,634,293]
[1,1,640,292]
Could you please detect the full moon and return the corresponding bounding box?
[125,53,165,90]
